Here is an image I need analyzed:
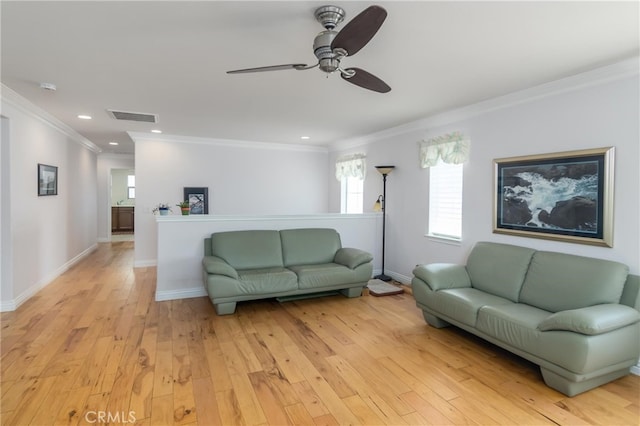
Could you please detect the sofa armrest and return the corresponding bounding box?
[334,248,373,269]
[412,263,471,291]
[538,304,640,335]
[202,255,239,279]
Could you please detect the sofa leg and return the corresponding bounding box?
[423,311,450,328]
[340,287,363,298]
[540,367,631,397]
[214,302,237,315]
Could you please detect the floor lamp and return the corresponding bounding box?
[373,165,394,281]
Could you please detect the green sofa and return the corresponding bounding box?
[203,228,373,315]
[412,241,640,396]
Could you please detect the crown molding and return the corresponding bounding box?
[330,57,639,152]
[97,152,134,160]
[128,132,328,154]
[1,84,102,154]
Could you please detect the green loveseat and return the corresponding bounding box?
[203,228,373,315]
[412,241,640,396]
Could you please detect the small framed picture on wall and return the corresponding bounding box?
[183,187,209,214]
[38,163,58,196]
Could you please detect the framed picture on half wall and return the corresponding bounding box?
[183,187,209,214]
[493,147,614,247]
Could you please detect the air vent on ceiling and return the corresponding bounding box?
[107,109,158,123]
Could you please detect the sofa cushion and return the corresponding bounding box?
[424,288,513,327]
[466,242,535,302]
[537,304,640,335]
[476,303,549,352]
[236,267,298,294]
[288,263,368,290]
[519,251,629,312]
[210,230,283,270]
[280,228,341,267]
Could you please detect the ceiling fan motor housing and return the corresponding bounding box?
[313,30,341,73]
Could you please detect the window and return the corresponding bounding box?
[335,153,366,214]
[428,160,463,240]
[127,174,135,199]
[341,176,364,214]
[420,131,469,240]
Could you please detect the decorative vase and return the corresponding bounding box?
[159,208,169,216]
[181,207,190,216]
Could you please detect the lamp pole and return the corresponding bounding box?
[374,166,394,281]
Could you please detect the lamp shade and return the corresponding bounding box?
[375,165,395,175]
[373,196,383,212]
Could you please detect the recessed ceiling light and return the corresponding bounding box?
[109,141,119,145]
[39,82,57,91]
[77,114,92,120]
[151,129,162,134]
[300,136,310,140]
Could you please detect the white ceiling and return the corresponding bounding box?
[2,1,638,154]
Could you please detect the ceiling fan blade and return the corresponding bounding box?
[331,5,387,56]
[226,64,309,74]
[341,68,391,93]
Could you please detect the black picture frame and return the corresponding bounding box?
[38,163,58,196]
[493,147,614,247]
[183,187,209,214]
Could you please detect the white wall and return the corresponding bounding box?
[1,116,11,306]
[132,135,329,266]
[1,87,100,310]
[329,61,640,282]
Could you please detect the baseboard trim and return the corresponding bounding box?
[155,287,207,302]
[373,269,412,285]
[1,243,98,312]
[134,259,157,268]
[631,364,640,376]
[0,300,16,312]
[389,271,412,285]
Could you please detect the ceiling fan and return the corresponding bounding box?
[226,5,391,93]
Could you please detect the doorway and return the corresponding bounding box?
[111,168,135,241]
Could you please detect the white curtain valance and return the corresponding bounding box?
[419,131,470,168]
[335,153,366,181]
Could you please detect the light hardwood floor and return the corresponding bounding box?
[1,241,638,425]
